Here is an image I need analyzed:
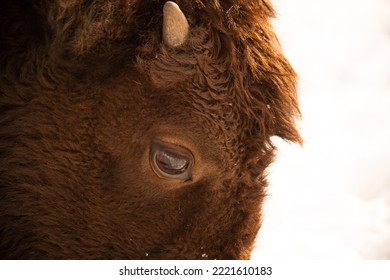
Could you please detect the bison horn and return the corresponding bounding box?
[163,1,189,48]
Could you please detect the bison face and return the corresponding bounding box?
[64,76,265,259]
[0,0,301,259]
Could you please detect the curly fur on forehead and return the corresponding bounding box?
[1,0,301,144]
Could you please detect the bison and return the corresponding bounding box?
[0,0,301,259]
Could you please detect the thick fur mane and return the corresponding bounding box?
[1,0,301,137]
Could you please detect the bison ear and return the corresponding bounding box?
[162,1,189,48]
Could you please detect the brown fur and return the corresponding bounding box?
[0,0,301,259]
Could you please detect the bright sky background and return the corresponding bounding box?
[252,0,390,259]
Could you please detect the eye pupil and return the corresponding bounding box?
[150,142,193,181]
[155,151,189,175]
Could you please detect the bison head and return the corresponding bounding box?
[0,0,301,259]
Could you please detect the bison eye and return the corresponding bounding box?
[150,142,193,181]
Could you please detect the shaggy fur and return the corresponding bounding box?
[0,0,301,259]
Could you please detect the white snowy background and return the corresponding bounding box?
[252,0,390,259]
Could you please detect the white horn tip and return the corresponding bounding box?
[163,1,189,48]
